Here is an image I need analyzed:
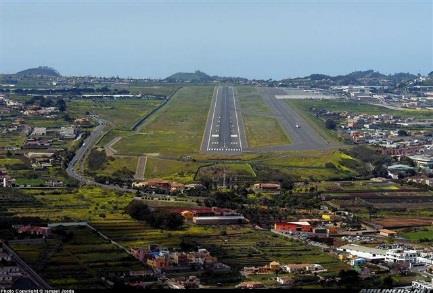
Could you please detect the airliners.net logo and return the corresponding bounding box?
[360,289,431,293]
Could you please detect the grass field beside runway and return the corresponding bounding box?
[68,98,163,130]
[115,86,214,156]
[254,149,360,181]
[237,86,290,148]
[95,155,138,177]
[144,157,202,183]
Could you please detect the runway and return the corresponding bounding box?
[257,87,338,151]
[202,86,246,153]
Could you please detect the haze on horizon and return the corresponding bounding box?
[0,0,432,80]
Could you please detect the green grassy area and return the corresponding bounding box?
[92,216,222,249]
[0,133,26,147]
[111,84,179,96]
[256,150,359,181]
[237,86,290,148]
[0,157,23,167]
[4,186,197,223]
[197,163,257,180]
[97,156,138,176]
[68,98,163,130]
[97,129,129,147]
[25,116,70,128]
[144,157,201,183]
[115,86,214,157]
[401,227,433,241]
[295,179,404,193]
[10,226,144,289]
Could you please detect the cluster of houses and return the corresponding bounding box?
[385,154,433,186]
[273,213,341,238]
[131,245,230,274]
[132,178,284,196]
[310,105,433,152]
[241,261,327,277]
[132,179,206,194]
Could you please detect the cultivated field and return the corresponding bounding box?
[10,226,144,289]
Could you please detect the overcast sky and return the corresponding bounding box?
[0,0,432,79]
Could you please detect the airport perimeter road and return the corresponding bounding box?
[258,87,338,151]
[202,86,246,153]
[66,118,136,192]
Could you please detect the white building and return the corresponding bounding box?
[59,126,76,139]
[337,244,387,261]
[409,155,433,169]
[30,127,46,136]
[385,249,419,264]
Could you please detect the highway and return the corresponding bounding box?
[258,87,339,151]
[202,86,246,153]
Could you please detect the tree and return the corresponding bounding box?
[165,213,184,229]
[325,119,337,130]
[56,98,66,112]
[88,148,107,170]
[382,276,394,288]
[338,270,360,288]
[127,200,151,221]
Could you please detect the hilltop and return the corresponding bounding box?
[16,66,61,77]
[164,70,212,83]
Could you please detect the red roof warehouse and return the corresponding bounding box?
[274,222,312,233]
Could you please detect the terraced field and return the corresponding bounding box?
[187,228,348,274]
[10,226,144,289]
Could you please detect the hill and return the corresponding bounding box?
[164,70,212,82]
[16,66,61,77]
[280,70,417,87]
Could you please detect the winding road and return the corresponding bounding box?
[66,117,136,192]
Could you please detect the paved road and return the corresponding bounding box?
[257,87,339,151]
[134,155,147,180]
[202,86,246,153]
[66,117,137,192]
